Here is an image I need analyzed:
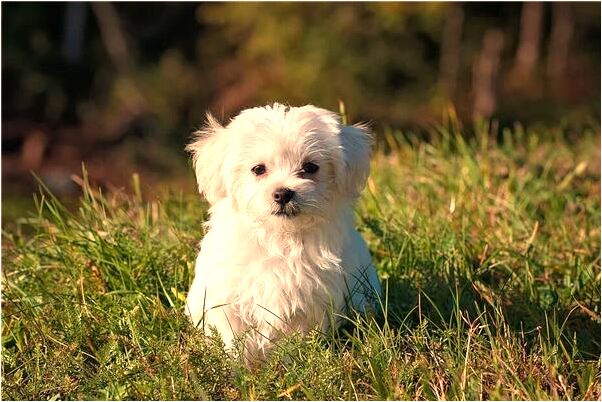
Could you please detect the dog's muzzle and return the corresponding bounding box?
[272,187,299,217]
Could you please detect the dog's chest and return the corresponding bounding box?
[225,235,346,326]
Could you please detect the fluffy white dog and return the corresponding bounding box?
[185,103,381,360]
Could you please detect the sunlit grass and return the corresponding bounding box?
[2,121,600,400]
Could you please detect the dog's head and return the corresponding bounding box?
[187,104,372,228]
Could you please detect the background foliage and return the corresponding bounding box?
[2,2,600,199]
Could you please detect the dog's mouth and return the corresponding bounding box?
[273,210,297,218]
[272,204,300,218]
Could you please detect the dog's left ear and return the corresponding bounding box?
[337,123,373,198]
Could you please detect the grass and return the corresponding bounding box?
[2,118,600,400]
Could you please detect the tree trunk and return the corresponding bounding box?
[438,5,464,99]
[61,2,88,64]
[472,29,505,120]
[547,2,574,97]
[512,2,543,80]
[91,2,131,72]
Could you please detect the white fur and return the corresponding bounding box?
[185,103,381,360]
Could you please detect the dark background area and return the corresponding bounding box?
[2,2,600,208]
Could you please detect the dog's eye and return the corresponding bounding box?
[302,162,319,174]
[251,164,266,176]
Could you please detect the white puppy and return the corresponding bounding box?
[185,103,381,360]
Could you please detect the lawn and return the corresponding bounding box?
[2,119,600,400]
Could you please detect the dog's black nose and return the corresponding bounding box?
[273,188,295,204]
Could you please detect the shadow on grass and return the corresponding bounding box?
[370,263,601,361]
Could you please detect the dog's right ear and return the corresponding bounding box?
[186,114,229,205]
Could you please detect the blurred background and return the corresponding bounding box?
[2,2,600,214]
